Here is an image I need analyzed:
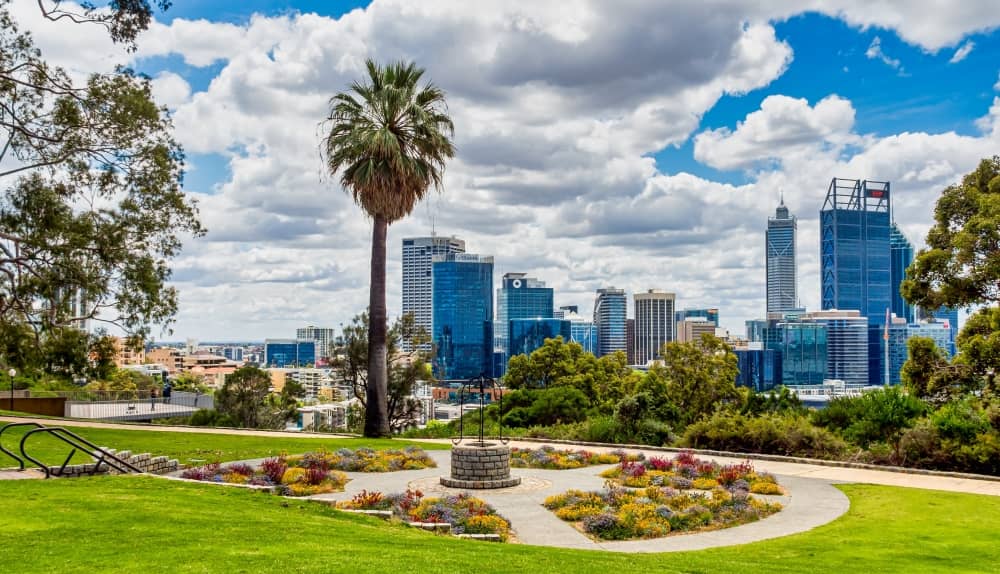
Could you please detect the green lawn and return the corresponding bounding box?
[0,420,448,468]
[0,478,996,573]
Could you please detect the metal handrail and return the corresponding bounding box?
[17,425,145,479]
[0,421,47,469]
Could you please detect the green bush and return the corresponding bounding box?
[681,411,848,459]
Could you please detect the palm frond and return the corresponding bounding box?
[323,59,455,223]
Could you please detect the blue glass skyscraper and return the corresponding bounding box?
[508,319,571,358]
[821,178,892,385]
[890,223,914,323]
[735,348,782,392]
[495,273,554,375]
[432,253,494,380]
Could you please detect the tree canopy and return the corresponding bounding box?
[330,311,432,432]
[0,1,203,342]
[902,156,1000,397]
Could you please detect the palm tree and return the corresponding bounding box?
[324,60,455,437]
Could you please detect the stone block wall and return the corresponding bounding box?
[48,448,179,477]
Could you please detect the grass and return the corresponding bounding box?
[0,419,448,468]
[0,477,996,573]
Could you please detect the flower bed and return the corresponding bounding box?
[599,451,784,494]
[286,446,436,472]
[509,446,643,469]
[337,489,512,541]
[180,460,348,496]
[543,484,782,541]
[178,447,435,496]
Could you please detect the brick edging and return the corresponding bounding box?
[510,437,1000,484]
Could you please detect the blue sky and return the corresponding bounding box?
[25,1,1000,340]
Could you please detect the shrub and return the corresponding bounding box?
[281,468,306,484]
[465,515,511,540]
[224,463,254,476]
[348,490,386,509]
[749,482,783,495]
[180,463,221,481]
[260,457,287,484]
[692,478,719,490]
[683,411,848,459]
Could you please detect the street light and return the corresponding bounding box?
[8,368,16,411]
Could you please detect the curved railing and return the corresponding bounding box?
[1,421,144,478]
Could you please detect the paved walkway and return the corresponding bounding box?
[302,448,849,552]
[423,439,1000,497]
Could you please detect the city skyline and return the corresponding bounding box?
[17,1,999,340]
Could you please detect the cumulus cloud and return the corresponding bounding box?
[693,95,858,171]
[150,72,191,109]
[11,0,1000,339]
[949,40,975,63]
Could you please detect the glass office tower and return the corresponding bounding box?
[401,236,466,351]
[766,198,797,312]
[495,273,554,375]
[889,223,914,323]
[508,319,572,358]
[821,178,892,385]
[432,253,494,380]
[594,287,627,357]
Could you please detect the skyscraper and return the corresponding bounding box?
[432,252,494,380]
[401,236,466,350]
[633,290,676,365]
[495,273,554,374]
[821,178,892,385]
[889,223,915,323]
[766,197,797,312]
[594,287,627,357]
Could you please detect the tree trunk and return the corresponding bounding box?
[364,214,391,437]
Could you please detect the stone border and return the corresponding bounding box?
[512,437,1000,483]
[440,476,522,489]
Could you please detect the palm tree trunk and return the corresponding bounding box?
[364,213,391,437]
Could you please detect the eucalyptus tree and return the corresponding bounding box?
[0,0,203,347]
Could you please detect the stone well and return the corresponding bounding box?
[440,442,521,489]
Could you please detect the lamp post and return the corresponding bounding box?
[8,368,16,411]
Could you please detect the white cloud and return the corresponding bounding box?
[866,36,904,72]
[949,40,975,63]
[693,95,858,171]
[150,72,191,109]
[994,71,1000,91]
